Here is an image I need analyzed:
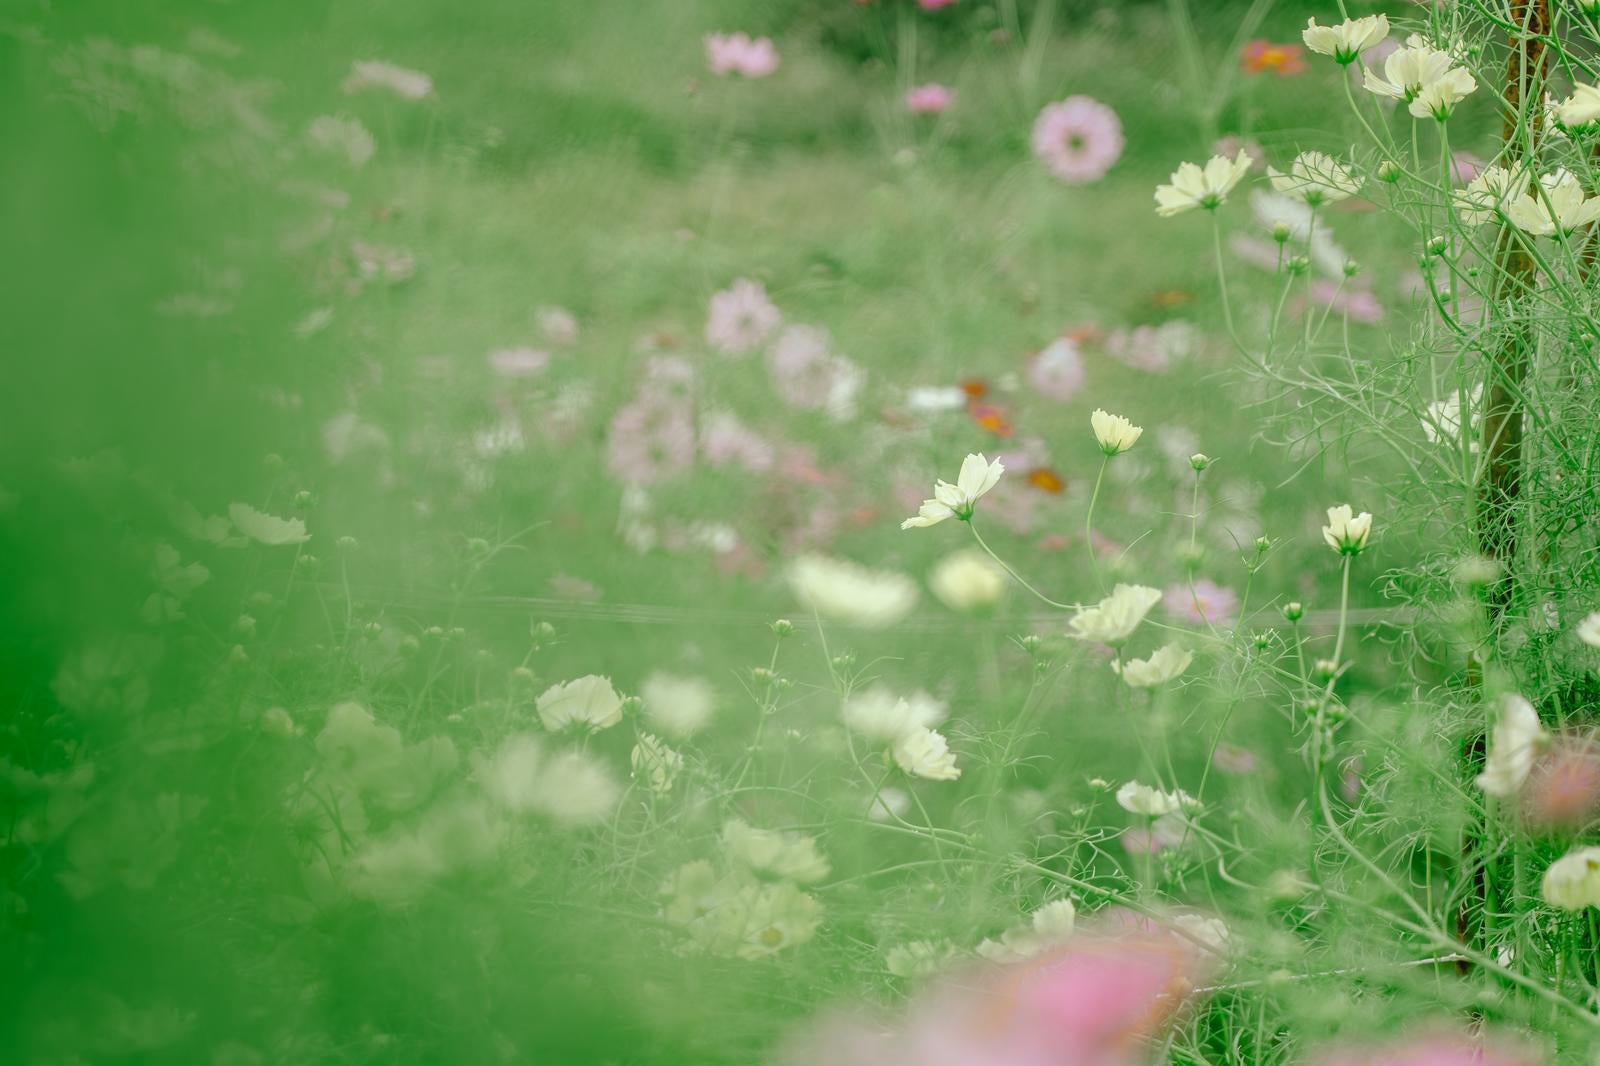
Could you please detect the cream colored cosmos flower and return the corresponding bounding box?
[1302,14,1389,64]
[1113,643,1194,688]
[1362,37,1459,102]
[229,502,311,545]
[1507,169,1600,237]
[1577,611,1600,648]
[721,819,831,883]
[787,554,918,628]
[885,939,961,978]
[1475,695,1547,798]
[536,674,625,732]
[640,672,717,737]
[1321,505,1373,556]
[1068,584,1163,646]
[928,548,1008,610]
[1553,84,1600,133]
[1090,408,1143,455]
[630,732,684,793]
[1267,152,1362,206]
[1410,66,1477,120]
[1154,150,1254,217]
[1115,780,1198,817]
[1542,847,1600,910]
[892,727,961,780]
[1453,165,1529,225]
[902,452,1005,529]
[841,685,946,743]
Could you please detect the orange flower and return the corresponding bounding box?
[968,403,1015,438]
[1151,288,1193,310]
[960,378,989,399]
[1028,467,1065,494]
[1241,39,1307,77]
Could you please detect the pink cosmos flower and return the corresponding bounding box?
[705,278,781,356]
[906,83,954,114]
[342,60,434,101]
[1313,1030,1544,1066]
[918,0,960,8]
[1103,321,1200,373]
[1031,97,1124,184]
[487,347,550,378]
[1523,737,1600,832]
[1211,135,1265,171]
[1211,744,1259,775]
[767,324,843,410]
[1165,580,1239,626]
[1449,150,1487,184]
[1027,337,1086,401]
[704,32,778,78]
[537,306,579,347]
[605,397,695,487]
[701,410,775,473]
[1297,281,1384,324]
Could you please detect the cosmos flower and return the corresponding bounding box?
[1267,152,1362,206]
[704,32,779,78]
[606,396,696,487]
[1027,336,1086,401]
[1155,150,1254,216]
[927,549,1007,611]
[722,819,831,883]
[1313,1030,1544,1066]
[1522,738,1600,831]
[1362,37,1464,105]
[229,503,310,546]
[1421,385,1481,450]
[1321,504,1373,556]
[787,555,918,628]
[1165,580,1240,625]
[705,278,781,356]
[1475,695,1547,798]
[536,675,625,733]
[1577,611,1600,648]
[306,114,375,168]
[885,939,961,978]
[1090,409,1142,455]
[1542,846,1600,910]
[342,59,435,100]
[1507,169,1600,237]
[1116,780,1197,816]
[841,686,947,743]
[1113,643,1194,688]
[1410,66,1477,120]
[892,727,961,780]
[1553,84,1600,133]
[905,84,953,114]
[700,410,776,472]
[1453,165,1530,225]
[631,733,684,793]
[1031,96,1125,184]
[487,346,550,378]
[901,453,1005,528]
[1069,584,1163,646]
[1240,39,1306,76]
[1301,15,1390,64]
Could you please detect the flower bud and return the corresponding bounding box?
[1377,160,1401,183]
[771,618,794,636]
[1283,601,1304,622]
[1271,222,1292,244]
[1342,259,1360,278]
[1254,535,1273,555]
[293,489,314,511]
[1020,634,1042,655]
[1426,235,1448,257]
[336,535,358,551]
[1189,453,1212,471]
[1284,255,1310,276]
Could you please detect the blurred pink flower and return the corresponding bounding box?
[1211,744,1259,775]
[1165,580,1239,626]
[701,410,775,473]
[487,346,549,378]
[1211,135,1265,171]
[1449,150,1488,184]
[342,59,434,100]
[1027,337,1086,401]
[1103,321,1200,373]
[918,0,960,9]
[1523,738,1600,832]
[1313,1030,1544,1066]
[906,83,954,113]
[1031,97,1124,184]
[705,278,781,356]
[704,32,778,78]
[767,325,859,416]
[606,397,695,487]
[1296,281,1384,324]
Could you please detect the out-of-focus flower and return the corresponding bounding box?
[662,862,822,959]
[1508,169,1600,237]
[530,750,622,825]
[905,84,953,114]
[487,346,550,378]
[968,402,1015,438]
[1116,780,1197,816]
[1090,409,1142,455]
[1553,84,1600,133]
[1454,165,1529,225]
[229,503,310,546]
[704,32,779,78]
[640,672,715,737]
[1164,580,1240,626]
[538,305,579,346]
[1027,336,1085,401]
[1069,584,1163,645]
[892,727,961,780]
[1543,846,1600,909]
[1577,611,1600,648]
[606,396,696,487]
[1104,320,1201,373]
[1267,152,1362,206]
[706,278,781,355]
[787,554,918,628]
[722,819,831,883]
[1523,737,1600,831]
[901,453,1004,529]
[977,897,1079,962]
[1321,504,1373,556]
[1155,151,1253,216]
[1241,39,1306,76]
[1172,913,1230,953]
[1422,385,1481,449]
[1476,695,1546,797]
[307,114,375,167]
[1031,97,1124,184]
[1313,1030,1544,1066]
[631,733,683,792]
[842,686,947,743]
[1302,15,1390,64]
[1113,644,1194,688]
[885,939,960,978]
[701,410,775,472]
[342,59,434,100]
[928,549,1007,611]
[536,675,624,733]
[767,325,862,419]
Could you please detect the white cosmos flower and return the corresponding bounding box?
[1321,505,1373,556]
[1578,611,1600,648]
[1507,169,1600,237]
[532,751,622,825]
[1116,780,1198,817]
[536,674,625,733]
[640,672,716,737]
[787,554,918,628]
[892,727,961,780]
[1542,847,1600,910]
[1553,84,1600,133]
[1302,14,1389,64]
[630,732,684,793]
[722,819,831,883]
[928,549,1007,610]
[1421,385,1482,451]
[885,939,961,978]
[901,452,1005,528]
[976,898,1078,963]
[1475,695,1547,797]
[1173,914,1230,953]
[229,502,310,545]
[1410,66,1477,120]
[1154,150,1254,217]
[1090,408,1143,455]
[1267,152,1362,206]
[1113,643,1194,688]
[1068,584,1163,646]
[841,685,946,743]
[1453,166,1530,225]
[1362,37,1459,102]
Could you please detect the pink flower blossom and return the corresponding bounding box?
[537,306,579,347]
[342,60,434,101]
[705,278,781,356]
[701,410,775,473]
[1164,580,1239,626]
[905,83,954,114]
[767,325,858,415]
[1211,744,1259,775]
[704,33,779,78]
[487,347,550,378]
[1313,1030,1544,1066]
[918,0,960,8]
[1297,281,1384,324]
[1211,135,1265,171]
[1027,337,1086,401]
[605,397,695,487]
[1031,97,1124,184]
[1523,737,1600,832]
[1103,321,1200,374]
